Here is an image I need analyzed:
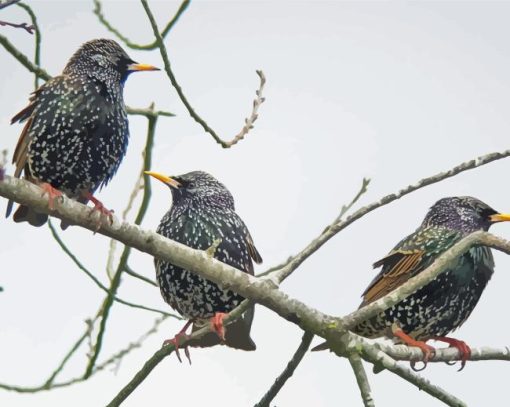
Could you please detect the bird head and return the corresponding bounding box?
[63,38,159,82]
[422,196,510,233]
[144,170,235,209]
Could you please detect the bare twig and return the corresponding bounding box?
[16,2,41,88]
[271,149,510,282]
[348,353,375,407]
[254,332,314,407]
[84,108,159,378]
[0,19,34,33]
[0,316,166,393]
[360,344,466,407]
[0,32,49,79]
[0,0,22,10]
[47,220,175,317]
[105,300,252,407]
[124,264,158,287]
[140,0,266,148]
[93,0,190,50]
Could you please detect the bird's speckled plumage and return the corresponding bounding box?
[7,39,154,227]
[154,171,262,350]
[354,196,499,341]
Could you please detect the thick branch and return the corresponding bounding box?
[2,176,510,405]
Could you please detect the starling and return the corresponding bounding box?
[146,170,262,359]
[6,38,159,228]
[314,196,510,370]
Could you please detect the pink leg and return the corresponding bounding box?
[432,336,471,371]
[393,328,436,371]
[210,312,228,342]
[163,320,193,364]
[40,183,63,210]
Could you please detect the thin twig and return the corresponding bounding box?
[105,300,252,407]
[140,0,266,148]
[0,32,49,79]
[16,2,41,88]
[84,111,159,378]
[0,0,22,10]
[348,353,375,407]
[0,316,166,393]
[254,332,314,407]
[93,0,190,50]
[0,20,34,33]
[271,149,510,282]
[124,264,158,287]
[360,344,466,407]
[47,220,176,318]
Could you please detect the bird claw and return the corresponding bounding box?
[433,336,471,372]
[84,193,114,230]
[40,183,63,210]
[163,333,192,365]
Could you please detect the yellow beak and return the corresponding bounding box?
[127,63,160,72]
[490,213,510,223]
[144,171,181,188]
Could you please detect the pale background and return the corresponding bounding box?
[1,1,510,406]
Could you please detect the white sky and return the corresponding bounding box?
[1,1,510,406]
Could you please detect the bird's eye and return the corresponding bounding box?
[480,208,497,219]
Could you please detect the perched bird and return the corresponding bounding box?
[6,38,159,228]
[146,170,262,360]
[314,196,510,370]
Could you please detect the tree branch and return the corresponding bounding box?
[93,0,190,50]
[271,149,510,282]
[105,300,252,407]
[0,0,21,10]
[359,342,466,407]
[0,316,166,393]
[84,111,159,378]
[254,331,314,407]
[342,231,510,331]
[47,219,174,317]
[140,0,266,148]
[348,352,375,407]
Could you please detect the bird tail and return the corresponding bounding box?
[187,306,256,351]
[10,204,48,227]
[310,341,330,352]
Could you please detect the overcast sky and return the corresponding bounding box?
[1,1,510,406]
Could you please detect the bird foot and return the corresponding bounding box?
[163,333,192,365]
[84,193,114,227]
[40,183,63,210]
[163,320,193,364]
[432,336,471,371]
[393,328,436,371]
[210,312,227,342]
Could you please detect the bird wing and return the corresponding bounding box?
[246,231,263,265]
[360,227,461,306]
[11,87,42,179]
[360,249,424,305]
